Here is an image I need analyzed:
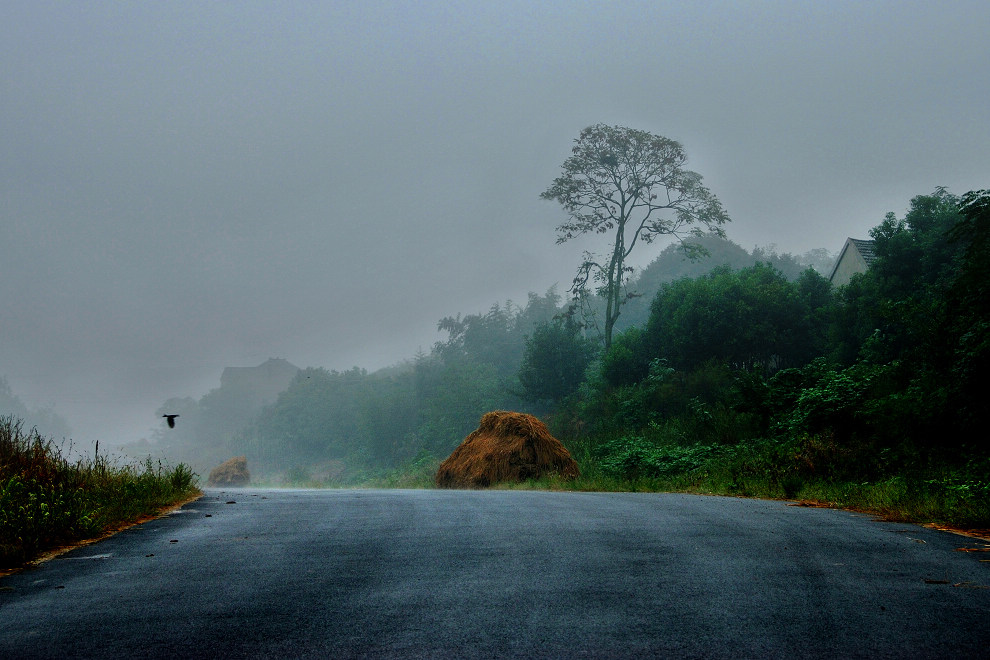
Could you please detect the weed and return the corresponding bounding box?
[0,416,200,568]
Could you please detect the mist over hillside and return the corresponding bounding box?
[119,236,834,480]
[2,2,987,462]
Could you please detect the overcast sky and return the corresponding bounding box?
[2,1,988,447]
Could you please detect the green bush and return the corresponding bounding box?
[597,435,723,480]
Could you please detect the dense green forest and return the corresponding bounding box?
[566,187,988,524]
[140,187,988,525]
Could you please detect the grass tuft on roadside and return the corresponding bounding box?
[1,416,200,569]
[364,433,989,532]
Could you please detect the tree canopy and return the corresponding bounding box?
[517,315,597,405]
[541,124,729,349]
[645,263,829,373]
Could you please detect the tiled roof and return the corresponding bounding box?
[849,238,876,266]
[828,237,878,284]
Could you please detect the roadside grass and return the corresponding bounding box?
[1,416,200,569]
[416,434,990,531]
[253,452,443,490]
[486,470,990,531]
[237,430,989,532]
[782,478,990,528]
[351,452,440,489]
[660,439,990,529]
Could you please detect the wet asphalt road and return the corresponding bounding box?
[1,488,988,659]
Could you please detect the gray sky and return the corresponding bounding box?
[2,1,988,447]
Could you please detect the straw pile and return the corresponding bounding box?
[207,456,250,487]
[435,411,579,488]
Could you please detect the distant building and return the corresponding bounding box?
[828,238,876,287]
[219,358,300,408]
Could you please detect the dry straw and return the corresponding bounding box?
[207,456,251,487]
[435,411,579,488]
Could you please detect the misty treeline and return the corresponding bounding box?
[0,376,71,441]
[143,187,987,501]
[141,235,832,481]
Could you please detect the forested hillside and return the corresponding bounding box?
[567,188,988,524]
[145,234,827,479]
[141,187,989,528]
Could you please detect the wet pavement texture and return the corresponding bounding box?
[2,488,988,658]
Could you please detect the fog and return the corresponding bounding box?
[2,1,988,449]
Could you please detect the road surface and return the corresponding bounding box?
[2,489,988,658]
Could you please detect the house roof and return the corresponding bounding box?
[828,237,877,283]
[849,238,876,266]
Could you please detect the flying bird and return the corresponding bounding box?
[163,414,179,428]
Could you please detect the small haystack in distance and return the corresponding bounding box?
[207,456,250,487]
[435,411,579,488]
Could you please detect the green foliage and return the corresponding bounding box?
[944,190,990,437]
[119,185,988,530]
[534,187,990,527]
[0,475,98,562]
[517,314,598,404]
[364,451,441,489]
[616,233,753,329]
[647,263,828,373]
[597,435,724,480]
[0,416,199,568]
[165,289,575,482]
[615,235,834,331]
[755,246,816,278]
[832,189,967,369]
[824,188,989,456]
[599,327,650,387]
[780,359,870,440]
[435,290,564,379]
[573,356,755,447]
[413,356,505,456]
[261,367,371,459]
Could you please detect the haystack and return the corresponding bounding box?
[207,456,250,487]
[435,411,579,488]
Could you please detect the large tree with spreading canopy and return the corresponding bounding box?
[541,124,729,348]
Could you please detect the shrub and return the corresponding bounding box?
[597,435,723,480]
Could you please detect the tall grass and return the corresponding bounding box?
[356,452,441,489]
[556,434,990,528]
[1,416,200,568]
[448,432,990,529]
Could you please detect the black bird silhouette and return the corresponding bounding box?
[163,414,179,429]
